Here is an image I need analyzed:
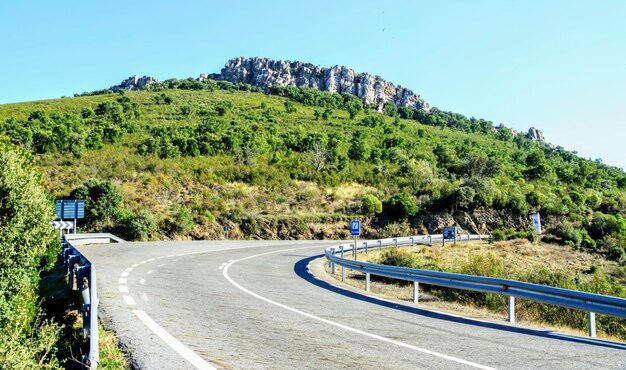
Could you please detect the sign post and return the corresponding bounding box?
[55,199,85,234]
[350,220,361,261]
[443,226,456,247]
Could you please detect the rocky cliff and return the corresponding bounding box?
[110,75,160,92]
[214,57,430,112]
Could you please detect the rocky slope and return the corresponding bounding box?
[212,57,429,112]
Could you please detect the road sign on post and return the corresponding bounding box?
[350,220,361,260]
[443,226,456,246]
[55,199,85,234]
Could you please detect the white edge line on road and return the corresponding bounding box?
[123,295,137,306]
[222,246,498,370]
[133,310,216,370]
[119,285,129,293]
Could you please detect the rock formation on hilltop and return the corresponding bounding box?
[110,75,160,92]
[527,127,545,141]
[215,57,430,112]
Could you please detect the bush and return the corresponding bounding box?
[377,247,419,269]
[383,192,418,221]
[361,194,382,216]
[71,180,123,225]
[0,137,61,368]
[117,209,157,241]
[172,206,194,235]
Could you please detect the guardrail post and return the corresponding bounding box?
[588,312,597,338]
[330,248,335,274]
[88,264,99,369]
[508,296,516,323]
[378,240,382,249]
[341,265,346,282]
[340,245,344,258]
[394,238,398,247]
[364,242,368,254]
[410,236,414,246]
[467,232,470,241]
[413,282,419,304]
[428,235,432,246]
[365,273,370,292]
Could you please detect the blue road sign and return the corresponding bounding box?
[350,220,361,236]
[55,199,85,220]
[443,226,456,240]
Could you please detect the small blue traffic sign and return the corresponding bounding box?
[350,220,361,236]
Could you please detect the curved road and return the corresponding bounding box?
[77,240,626,369]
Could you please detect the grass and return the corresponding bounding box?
[326,239,626,342]
[39,264,129,369]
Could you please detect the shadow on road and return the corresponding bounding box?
[294,255,626,351]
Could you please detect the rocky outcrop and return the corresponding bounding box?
[111,75,160,92]
[217,57,430,112]
[527,127,545,141]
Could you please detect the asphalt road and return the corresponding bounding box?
[77,240,626,370]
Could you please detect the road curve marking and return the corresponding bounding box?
[222,246,498,370]
[133,310,216,370]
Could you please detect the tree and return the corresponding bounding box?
[71,180,123,225]
[0,136,60,367]
[348,131,367,161]
[383,192,419,221]
[361,194,383,216]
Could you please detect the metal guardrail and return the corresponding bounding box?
[61,233,125,369]
[325,234,626,338]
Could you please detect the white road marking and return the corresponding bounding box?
[125,267,133,273]
[148,258,156,262]
[158,263,166,267]
[123,295,137,305]
[139,261,147,264]
[147,270,154,274]
[132,263,139,268]
[133,310,216,370]
[119,285,129,293]
[139,278,146,285]
[223,247,497,370]
[140,293,150,302]
[118,278,128,284]
[120,271,129,277]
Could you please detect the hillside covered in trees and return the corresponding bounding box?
[2,78,626,264]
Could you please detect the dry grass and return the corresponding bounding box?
[322,241,626,343]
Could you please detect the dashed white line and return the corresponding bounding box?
[123,295,137,305]
[222,247,497,370]
[124,267,133,273]
[118,278,128,284]
[119,285,129,293]
[140,293,150,302]
[132,263,139,268]
[133,310,216,370]
[158,263,166,267]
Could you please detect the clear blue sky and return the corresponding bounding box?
[1,1,625,168]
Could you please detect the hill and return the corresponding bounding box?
[1,69,626,265]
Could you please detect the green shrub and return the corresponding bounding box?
[71,180,123,225]
[377,247,420,269]
[361,194,382,216]
[172,206,194,235]
[0,136,61,368]
[383,192,418,221]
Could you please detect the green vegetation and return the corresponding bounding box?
[2,78,626,264]
[0,136,60,368]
